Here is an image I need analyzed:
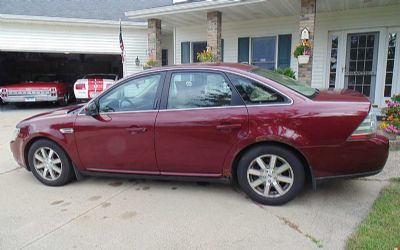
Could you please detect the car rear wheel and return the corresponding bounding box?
[28,140,74,186]
[237,145,305,205]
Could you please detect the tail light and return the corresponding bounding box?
[50,87,57,97]
[75,83,86,90]
[349,109,377,139]
[1,88,8,98]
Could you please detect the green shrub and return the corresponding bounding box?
[274,67,296,79]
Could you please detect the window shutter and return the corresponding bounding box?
[238,37,249,64]
[181,42,190,64]
[277,34,292,68]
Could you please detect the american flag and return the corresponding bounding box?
[119,20,125,63]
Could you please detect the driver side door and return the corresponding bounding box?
[74,73,165,173]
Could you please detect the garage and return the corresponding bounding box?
[0,52,122,86]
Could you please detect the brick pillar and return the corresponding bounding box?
[298,0,316,85]
[148,18,162,66]
[207,11,222,62]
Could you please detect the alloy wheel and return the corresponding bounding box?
[33,147,63,181]
[246,154,294,198]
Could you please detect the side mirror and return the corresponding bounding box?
[85,101,99,116]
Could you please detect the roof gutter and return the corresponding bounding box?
[0,14,147,28]
[125,0,267,19]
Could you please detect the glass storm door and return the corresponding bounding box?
[344,32,379,101]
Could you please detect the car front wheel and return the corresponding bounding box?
[28,139,74,186]
[237,145,305,205]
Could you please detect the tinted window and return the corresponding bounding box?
[167,72,232,109]
[98,74,161,113]
[228,74,285,104]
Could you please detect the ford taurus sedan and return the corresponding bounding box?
[10,63,389,205]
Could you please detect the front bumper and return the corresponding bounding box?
[2,95,60,103]
[10,137,28,170]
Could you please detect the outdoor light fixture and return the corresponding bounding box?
[135,56,140,66]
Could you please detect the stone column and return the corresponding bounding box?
[148,18,162,66]
[298,0,316,85]
[207,11,222,62]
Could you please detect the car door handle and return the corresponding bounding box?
[216,123,242,130]
[126,127,147,134]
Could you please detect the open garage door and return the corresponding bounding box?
[0,52,122,86]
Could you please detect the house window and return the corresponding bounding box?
[328,35,339,88]
[192,41,207,63]
[277,34,292,68]
[385,33,397,97]
[182,41,225,63]
[239,35,292,69]
[251,36,276,70]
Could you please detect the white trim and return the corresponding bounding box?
[125,0,265,19]
[0,14,147,28]
[173,27,177,65]
[387,28,400,96]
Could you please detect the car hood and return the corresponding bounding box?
[1,82,62,89]
[312,88,371,103]
[18,104,83,125]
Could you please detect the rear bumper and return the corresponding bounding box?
[302,135,389,179]
[315,168,383,184]
[2,95,60,103]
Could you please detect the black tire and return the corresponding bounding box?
[28,139,74,186]
[58,94,69,106]
[15,103,26,108]
[237,145,305,206]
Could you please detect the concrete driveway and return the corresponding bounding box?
[1,104,398,250]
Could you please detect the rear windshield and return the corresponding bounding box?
[250,68,317,98]
[84,74,116,80]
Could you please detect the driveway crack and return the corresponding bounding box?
[252,201,323,248]
[0,167,22,175]
[19,183,134,249]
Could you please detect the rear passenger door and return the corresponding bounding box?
[155,70,248,176]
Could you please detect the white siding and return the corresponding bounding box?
[175,15,299,75]
[313,4,400,90]
[161,33,174,65]
[0,21,147,76]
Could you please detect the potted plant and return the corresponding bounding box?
[196,48,215,63]
[294,41,312,64]
[380,94,400,140]
[143,58,157,69]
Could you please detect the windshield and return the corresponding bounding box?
[250,68,317,97]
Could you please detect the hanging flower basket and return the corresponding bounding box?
[294,41,312,65]
[297,55,310,64]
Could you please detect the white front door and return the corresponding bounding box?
[326,28,400,107]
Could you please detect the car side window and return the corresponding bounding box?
[98,74,161,113]
[228,74,285,104]
[167,72,232,109]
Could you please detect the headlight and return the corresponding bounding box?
[11,127,21,141]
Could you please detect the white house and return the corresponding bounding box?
[125,0,400,108]
[1,0,399,108]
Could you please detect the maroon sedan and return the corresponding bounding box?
[10,63,389,205]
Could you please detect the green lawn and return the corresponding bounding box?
[347,179,400,250]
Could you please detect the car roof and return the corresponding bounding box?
[143,63,256,74]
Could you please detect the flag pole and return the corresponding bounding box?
[119,18,126,78]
